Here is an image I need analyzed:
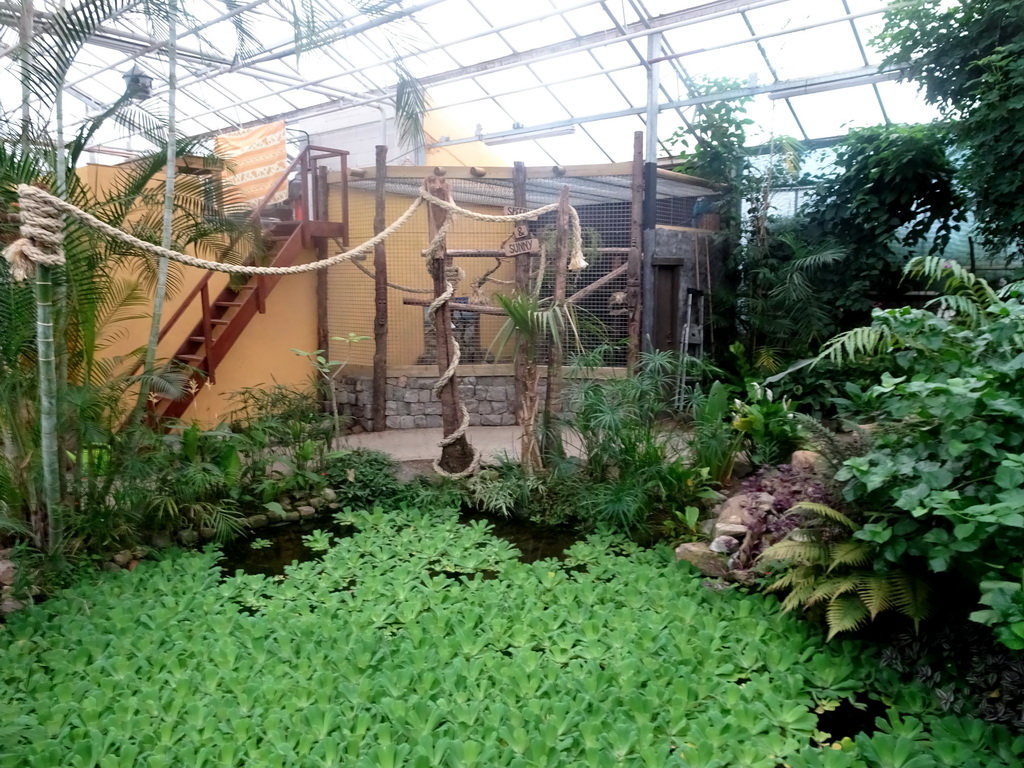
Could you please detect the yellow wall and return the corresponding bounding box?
[80,161,319,427]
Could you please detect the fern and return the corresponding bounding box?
[826,595,871,639]
[760,503,931,639]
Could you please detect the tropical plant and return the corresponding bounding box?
[293,333,367,442]
[761,502,931,640]
[493,292,582,473]
[877,0,1024,254]
[688,380,743,484]
[731,382,803,467]
[320,448,404,510]
[802,257,1024,647]
[2,504,1021,766]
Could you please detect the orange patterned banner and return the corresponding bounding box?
[214,121,288,206]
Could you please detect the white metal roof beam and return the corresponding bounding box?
[429,66,905,150]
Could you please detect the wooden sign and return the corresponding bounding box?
[513,223,531,239]
[504,205,537,220]
[503,238,541,256]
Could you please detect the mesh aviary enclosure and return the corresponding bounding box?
[325,164,712,375]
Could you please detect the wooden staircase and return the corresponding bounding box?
[150,145,349,420]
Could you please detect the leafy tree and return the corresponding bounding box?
[877,0,1024,254]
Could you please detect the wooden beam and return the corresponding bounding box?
[371,145,388,432]
[403,297,507,315]
[627,131,643,369]
[567,263,628,306]
[425,176,475,474]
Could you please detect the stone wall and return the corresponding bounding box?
[337,375,520,431]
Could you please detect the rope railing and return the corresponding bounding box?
[2,182,585,478]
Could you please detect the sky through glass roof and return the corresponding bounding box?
[0,0,942,165]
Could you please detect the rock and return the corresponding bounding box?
[715,523,749,539]
[674,542,730,579]
[101,561,122,572]
[150,531,172,549]
[732,451,754,479]
[713,492,774,538]
[112,550,133,567]
[297,505,316,517]
[309,497,324,509]
[709,535,740,554]
[1,597,25,614]
[247,514,269,529]
[327,502,340,511]
[200,527,217,541]
[321,488,338,503]
[730,569,758,585]
[178,529,199,547]
[0,559,15,587]
[789,450,829,474]
[284,511,301,522]
[0,548,11,559]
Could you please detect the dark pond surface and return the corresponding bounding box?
[218,517,353,577]
[218,510,581,577]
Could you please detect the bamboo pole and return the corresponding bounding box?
[627,131,643,369]
[542,186,570,460]
[139,0,178,414]
[512,161,528,425]
[371,145,388,432]
[424,176,474,474]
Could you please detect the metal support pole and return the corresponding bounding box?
[641,32,661,353]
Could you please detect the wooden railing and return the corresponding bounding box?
[152,144,349,380]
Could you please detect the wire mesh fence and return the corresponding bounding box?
[325,166,708,373]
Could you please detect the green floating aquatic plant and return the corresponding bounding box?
[0,505,1020,768]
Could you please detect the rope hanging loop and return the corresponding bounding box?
[2,185,66,281]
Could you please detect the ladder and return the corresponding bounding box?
[677,287,705,407]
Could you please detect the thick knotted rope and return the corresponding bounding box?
[3,183,588,478]
[3,185,66,281]
[422,205,482,478]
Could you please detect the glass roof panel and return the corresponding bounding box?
[444,34,515,67]
[559,5,617,36]
[498,16,578,52]
[527,52,603,84]
[744,96,807,144]
[757,23,868,80]
[872,80,943,125]
[543,75,631,117]
[745,0,848,30]
[785,84,886,136]
[680,42,776,86]
[491,88,573,128]
[412,0,492,41]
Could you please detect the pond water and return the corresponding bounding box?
[218,510,580,577]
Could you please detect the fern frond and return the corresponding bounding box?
[781,581,817,613]
[827,540,872,570]
[789,502,859,530]
[759,538,831,566]
[888,571,931,630]
[818,325,894,364]
[763,567,813,594]
[857,574,894,618]
[826,595,871,639]
[806,575,862,606]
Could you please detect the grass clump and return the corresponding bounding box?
[1,506,1020,767]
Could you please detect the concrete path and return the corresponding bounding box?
[341,426,523,463]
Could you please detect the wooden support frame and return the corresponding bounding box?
[425,176,475,474]
[372,145,388,432]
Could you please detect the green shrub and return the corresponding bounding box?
[787,258,1024,645]
[321,448,403,509]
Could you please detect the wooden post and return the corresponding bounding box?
[542,185,570,459]
[372,146,389,432]
[512,161,528,425]
[627,131,644,369]
[315,165,329,355]
[425,176,475,473]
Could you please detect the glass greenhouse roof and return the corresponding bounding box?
[0,0,941,165]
